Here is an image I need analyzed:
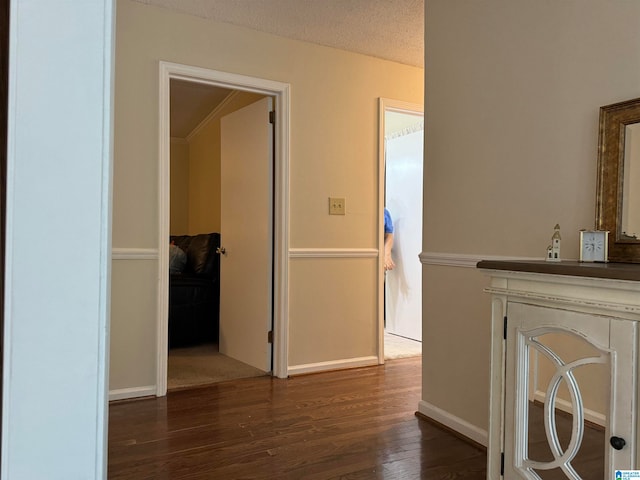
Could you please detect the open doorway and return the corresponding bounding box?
[379,98,423,361]
[157,63,291,396]
[167,81,271,390]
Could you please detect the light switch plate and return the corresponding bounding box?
[329,197,346,215]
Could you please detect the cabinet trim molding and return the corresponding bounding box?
[485,286,640,316]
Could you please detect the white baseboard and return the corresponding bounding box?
[288,356,379,376]
[417,400,488,447]
[533,390,606,427]
[109,385,157,402]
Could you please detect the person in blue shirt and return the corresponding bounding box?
[384,208,395,271]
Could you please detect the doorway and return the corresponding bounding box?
[378,98,423,361]
[157,63,290,396]
[167,83,272,390]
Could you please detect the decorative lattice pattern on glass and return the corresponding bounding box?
[516,327,610,480]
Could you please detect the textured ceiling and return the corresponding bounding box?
[133,0,424,67]
[156,0,424,138]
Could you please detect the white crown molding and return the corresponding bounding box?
[112,248,158,260]
[289,248,378,258]
[185,90,239,142]
[419,252,544,268]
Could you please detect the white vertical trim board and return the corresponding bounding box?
[417,401,488,447]
[4,1,115,478]
[158,62,291,397]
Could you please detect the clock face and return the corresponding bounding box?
[580,231,608,262]
[584,234,603,252]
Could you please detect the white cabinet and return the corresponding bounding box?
[479,261,640,480]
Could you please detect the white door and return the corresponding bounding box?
[384,122,423,341]
[219,97,273,372]
[504,302,636,479]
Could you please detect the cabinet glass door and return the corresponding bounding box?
[504,302,636,479]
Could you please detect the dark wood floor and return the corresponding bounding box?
[108,357,487,479]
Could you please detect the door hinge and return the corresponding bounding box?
[503,316,508,340]
[500,452,504,476]
[268,330,274,344]
[269,110,275,124]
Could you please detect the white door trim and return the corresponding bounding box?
[158,62,290,396]
[377,98,424,364]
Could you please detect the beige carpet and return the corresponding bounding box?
[168,343,266,390]
[169,335,420,389]
[384,331,422,359]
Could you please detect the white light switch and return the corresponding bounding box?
[329,197,346,215]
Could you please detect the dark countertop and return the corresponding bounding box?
[476,260,640,282]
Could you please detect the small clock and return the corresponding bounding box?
[579,230,609,263]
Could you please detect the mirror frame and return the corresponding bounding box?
[596,97,640,263]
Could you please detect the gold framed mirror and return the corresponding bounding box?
[596,97,640,263]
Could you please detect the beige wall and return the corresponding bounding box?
[289,258,378,365]
[423,0,640,434]
[110,0,423,392]
[169,138,189,234]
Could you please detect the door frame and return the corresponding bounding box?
[377,98,424,363]
[0,0,8,454]
[157,62,290,395]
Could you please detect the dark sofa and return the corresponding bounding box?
[169,232,221,348]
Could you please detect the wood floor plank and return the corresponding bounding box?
[109,357,487,479]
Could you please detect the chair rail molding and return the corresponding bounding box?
[289,247,378,258]
[420,252,546,268]
[112,247,158,260]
